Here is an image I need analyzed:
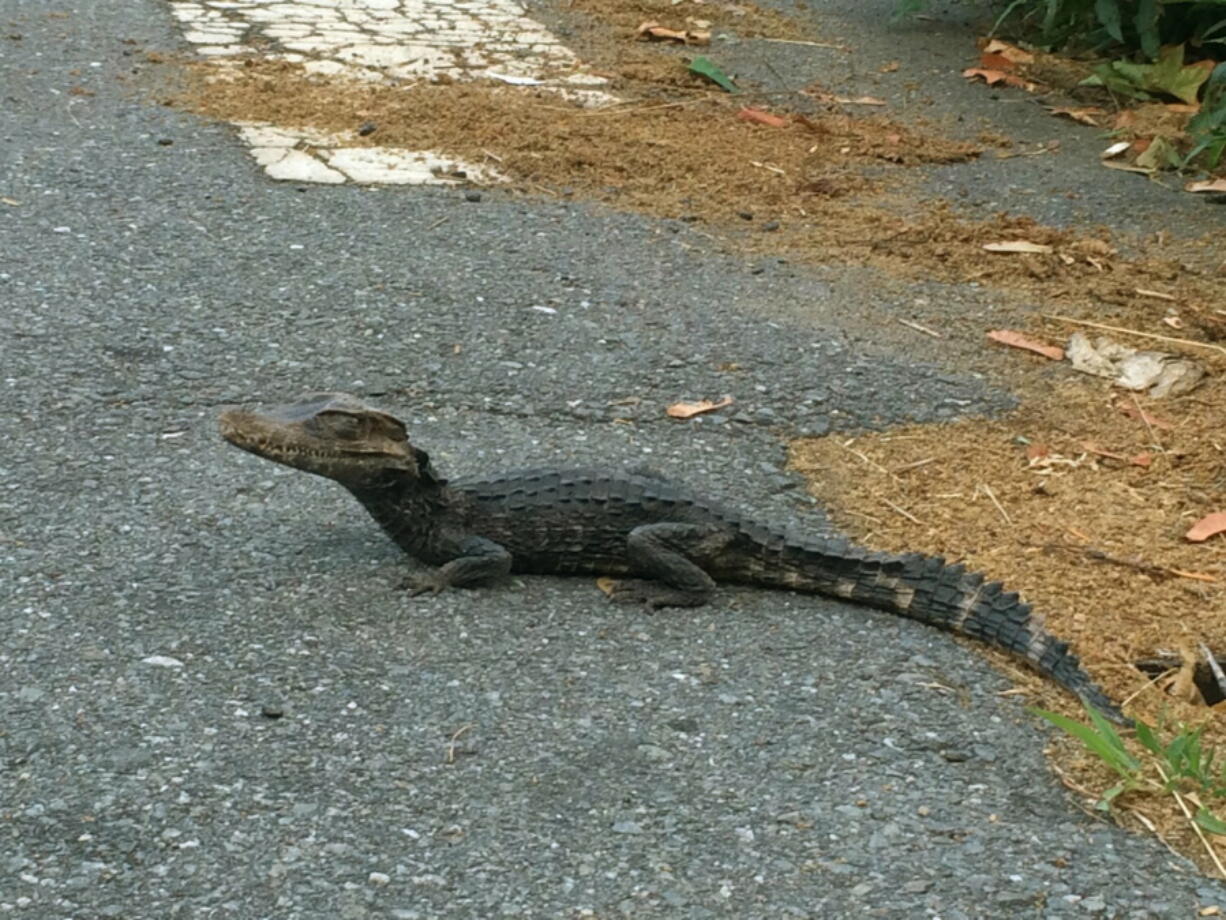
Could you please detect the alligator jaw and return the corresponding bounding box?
[218,393,419,486]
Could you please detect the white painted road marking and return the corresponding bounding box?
[170,0,611,184]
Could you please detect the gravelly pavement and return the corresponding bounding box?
[3,1,1224,917]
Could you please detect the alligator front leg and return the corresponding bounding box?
[608,522,732,609]
[402,535,513,595]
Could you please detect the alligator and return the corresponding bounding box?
[218,392,1128,723]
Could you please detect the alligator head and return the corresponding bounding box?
[219,393,438,487]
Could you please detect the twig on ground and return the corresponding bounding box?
[892,457,937,473]
[446,723,473,764]
[1043,314,1226,357]
[839,439,892,477]
[979,483,1011,524]
[1130,393,1162,449]
[757,38,851,51]
[897,318,942,338]
[881,498,923,525]
[1202,644,1226,701]
[1155,761,1226,878]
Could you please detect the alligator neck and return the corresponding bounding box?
[345,474,452,558]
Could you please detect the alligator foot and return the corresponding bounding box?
[606,579,709,609]
[399,572,449,596]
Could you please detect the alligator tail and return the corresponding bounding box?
[789,539,1129,724]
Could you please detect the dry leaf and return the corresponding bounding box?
[1070,238,1115,258]
[983,240,1054,254]
[963,67,1008,85]
[983,39,1034,63]
[879,61,900,73]
[1187,178,1226,193]
[962,68,1038,92]
[1101,141,1132,159]
[595,576,618,597]
[1130,452,1153,467]
[737,107,788,128]
[1186,512,1226,543]
[833,95,887,106]
[986,329,1064,360]
[1166,650,1202,703]
[635,21,710,45]
[980,52,1019,71]
[666,396,734,419]
[1048,106,1105,126]
[1102,159,1154,175]
[1025,443,1051,461]
[0,197,20,207]
[1117,401,1176,430]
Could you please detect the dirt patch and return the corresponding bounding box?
[789,376,1226,873]
[169,54,1224,339]
[560,0,811,43]
[176,59,976,217]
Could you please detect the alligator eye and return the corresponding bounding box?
[319,412,361,439]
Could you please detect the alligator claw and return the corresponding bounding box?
[399,573,448,596]
[606,579,704,610]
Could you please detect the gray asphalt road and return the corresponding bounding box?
[3,1,1224,917]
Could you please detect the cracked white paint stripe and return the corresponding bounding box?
[170,0,612,185]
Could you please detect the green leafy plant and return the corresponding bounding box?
[1185,61,1226,167]
[1083,42,1216,103]
[688,56,738,93]
[893,1,1226,61]
[1032,703,1226,874]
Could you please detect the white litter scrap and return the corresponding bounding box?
[169,0,613,185]
[1066,332,1206,398]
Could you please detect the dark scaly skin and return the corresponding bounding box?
[218,393,1128,724]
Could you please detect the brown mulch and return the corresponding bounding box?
[789,375,1226,874]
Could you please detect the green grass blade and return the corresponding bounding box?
[1195,808,1226,836]
[688,57,738,94]
[1031,708,1140,776]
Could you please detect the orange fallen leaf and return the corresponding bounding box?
[983,39,1034,64]
[1130,452,1153,468]
[666,396,734,419]
[1186,512,1226,543]
[737,107,788,128]
[987,329,1064,360]
[635,20,710,45]
[963,67,1009,85]
[1025,443,1051,461]
[1187,178,1226,193]
[980,52,1019,71]
[1048,106,1105,126]
[962,68,1038,92]
[1117,402,1176,430]
[983,240,1054,254]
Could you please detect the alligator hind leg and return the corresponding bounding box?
[607,522,731,609]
